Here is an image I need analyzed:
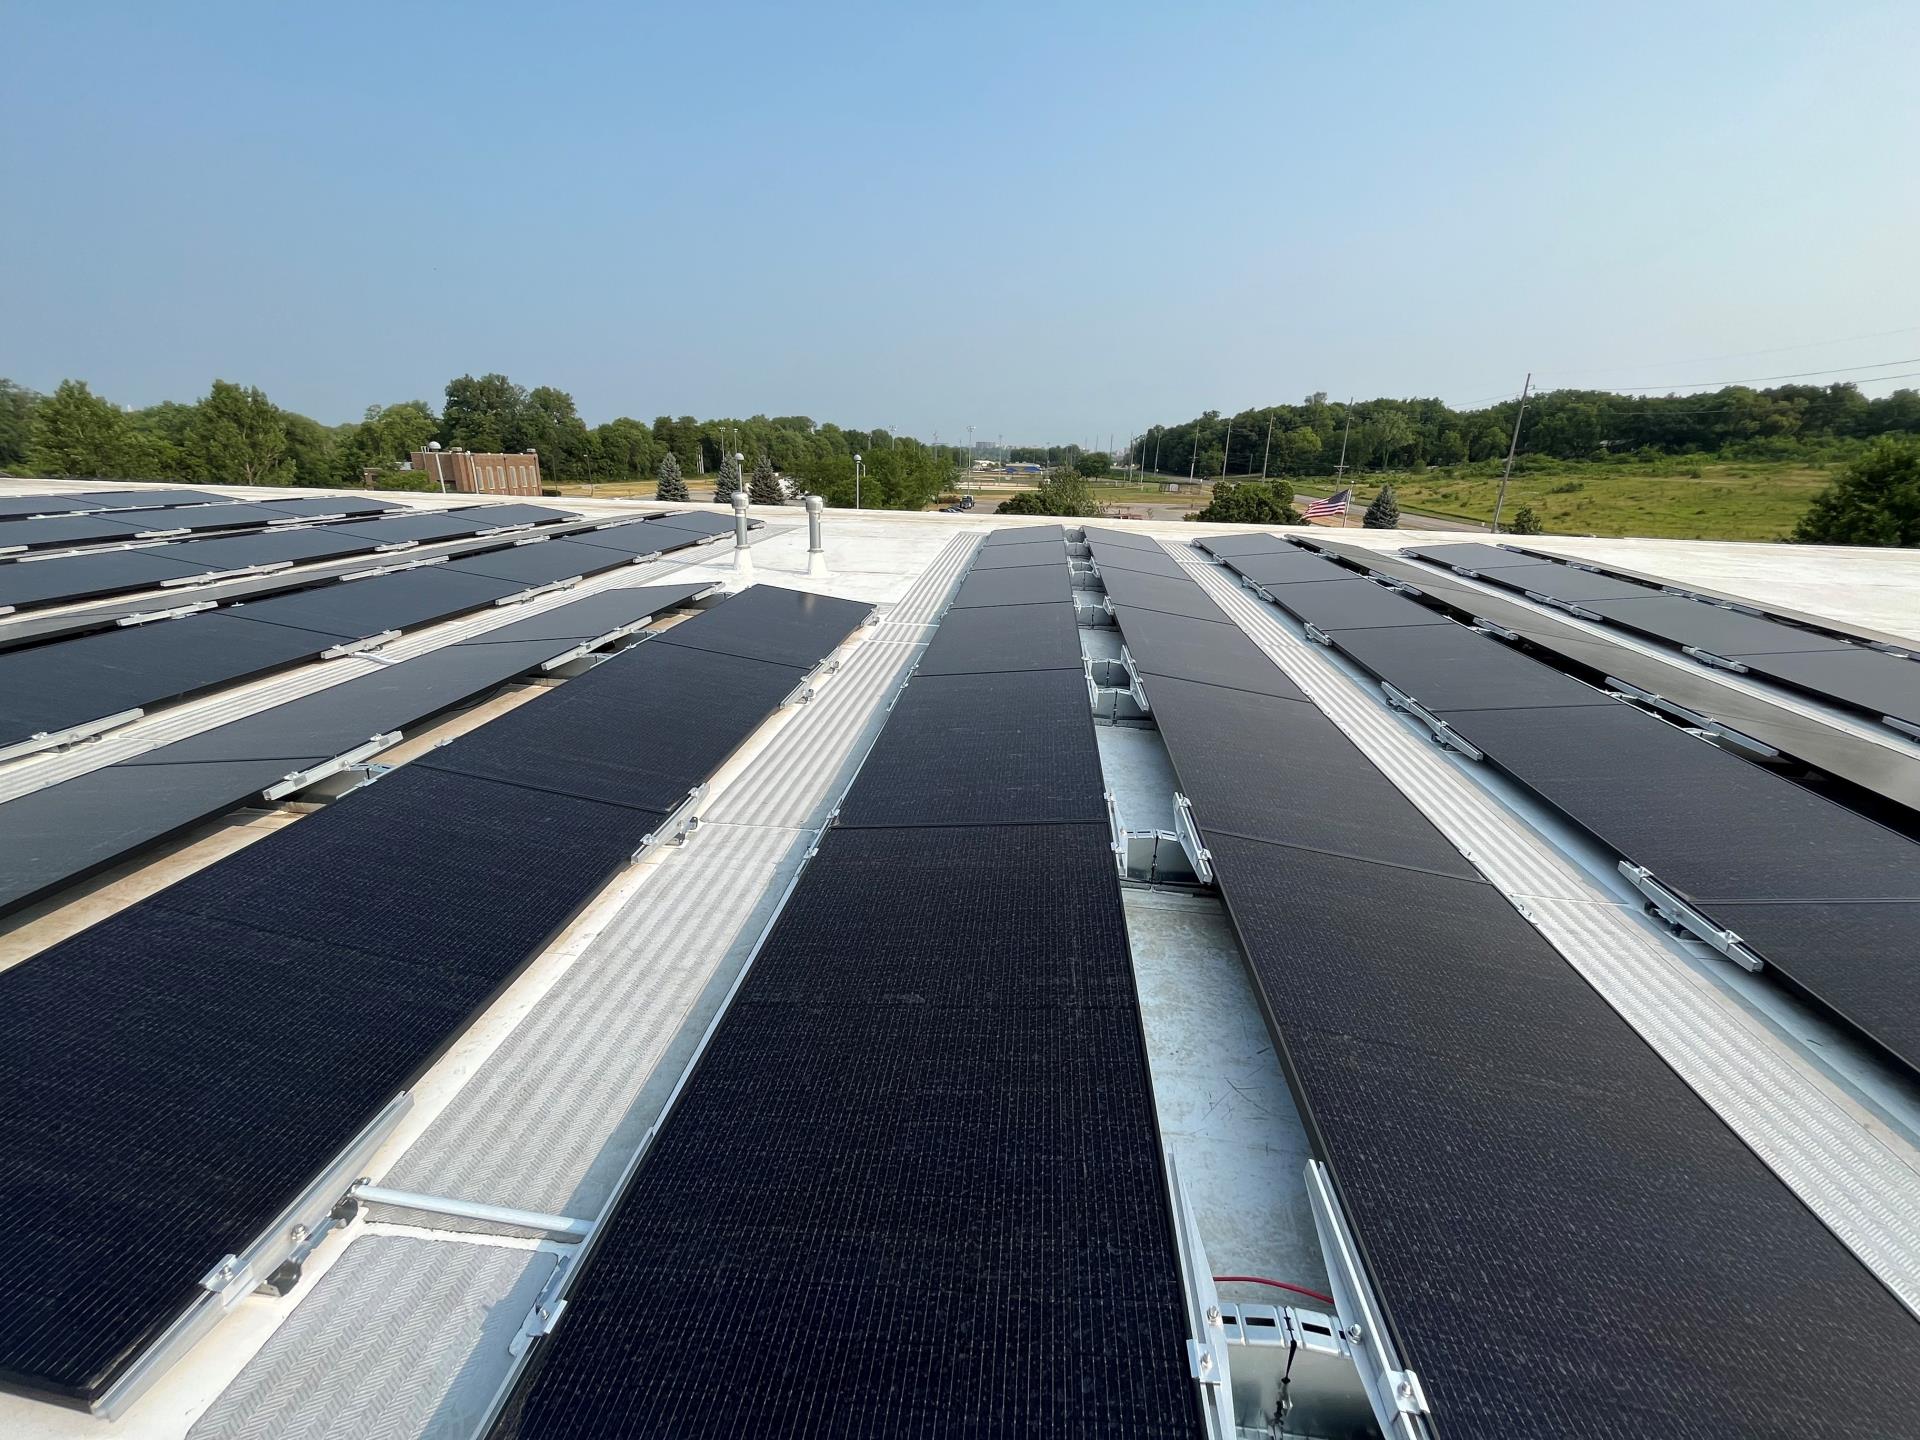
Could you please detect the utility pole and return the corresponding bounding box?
[1492,372,1533,534]
[1220,419,1233,482]
[1188,432,1199,482]
[1260,414,1275,480]
[1152,429,1161,476]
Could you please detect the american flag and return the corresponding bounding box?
[1304,487,1351,519]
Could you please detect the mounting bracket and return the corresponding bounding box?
[1380,683,1483,760]
[1619,862,1763,972]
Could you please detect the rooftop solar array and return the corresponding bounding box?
[0,583,711,917]
[0,519,725,755]
[1215,536,1920,1075]
[1408,542,1920,727]
[1088,527,1920,1437]
[489,533,1197,1439]
[0,583,870,1408]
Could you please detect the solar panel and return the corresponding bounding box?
[1405,541,1550,573]
[453,583,709,649]
[980,523,1065,546]
[1731,646,1920,726]
[1082,525,1175,554]
[947,563,1072,609]
[0,585,867,1407]
[227,568,524,641]
[567,523,700,558]
[331,513,507,547]
[439,539,622,588]
[77,488,226,511]
[1255,576,1450,633]
[257,496,401,519]
[0,548,216,611]
[1108,603,1307,700]
[1221,549,1351,587]
[160,526,384,571]
[453,502,577,528]
[1477,562,1674,606]
[649,584,874,669]
[913,600,1083,675]
[1088,543,1187,578]
[1096,567,1232,623]
[1191,531,1296,558]
[966,542,1072,570]
[0,494,109,519]
[0,514,153,551]
[633,510,738,538]
[834,669,1109,827]
[1579,594,1844,657]
[0,488,223,519]
[1331,624,1615,712]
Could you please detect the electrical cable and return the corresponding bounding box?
[1212,1275,1337,1305]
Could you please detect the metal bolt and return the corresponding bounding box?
[1348,1324,1365,1343]
[289,1224,308,1244]
[1205,1305,1221,1326]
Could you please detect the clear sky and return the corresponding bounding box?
[3,1,1917,442]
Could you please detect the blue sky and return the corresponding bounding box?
[3,1,1917,441]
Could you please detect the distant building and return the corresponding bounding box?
[410,448,544,496]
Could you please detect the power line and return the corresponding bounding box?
[1537,323,1920,380]
[1550,355,1920,394]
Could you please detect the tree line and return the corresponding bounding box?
[0,373,969,510]
[1133,383,1920,480]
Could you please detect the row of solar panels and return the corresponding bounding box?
[0,485,228,519]
[1087,527,1920,1438]
[1207,532,1920,1078]
[0,583,874,1411]
[486,525,1199,1439]
[0,513,735,761]
[1408,540,1920,730]
[0,493,416,556]
[0,501,582,613]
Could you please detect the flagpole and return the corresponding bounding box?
[1336,400,1354,526]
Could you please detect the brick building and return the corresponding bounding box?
[410,448,544,496]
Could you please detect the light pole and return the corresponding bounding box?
[734,451,744,503]
[853,452,863,510]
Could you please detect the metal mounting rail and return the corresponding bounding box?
[0,707,144,766]
[1619,862,1763,973]
[1305,1162,1434,1440]
[348,1182,595,1240]
[117,601,217,626]
[1605,676,1779,759]
[1168,1152,1237,1439]
[261,734,401,801]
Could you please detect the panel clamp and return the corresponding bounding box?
[1619,863,1762,972]
[1681,645,1748,674]
[1380,684,1483,760]
[1303,623,1333,648]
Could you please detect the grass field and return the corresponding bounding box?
[558,459,1834,541]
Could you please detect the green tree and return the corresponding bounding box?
[998,470,1101,517]
[190,380,291,486]
[1793,438,1920,546]
[29,379,126,477]
[1192,479,1297,524]
[749,453,783,505]
[713,451,742,502]
[1507,505,1544,536]
[441,373,527,452]
[0,380,40,469]
[1074,451,1113,478]
[656,450,688,502]
[1363,484,1401,529]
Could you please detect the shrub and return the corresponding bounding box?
[1192,479,1297,524]
[1507,506,1544,535]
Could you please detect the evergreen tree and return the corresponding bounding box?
[1507,505,1544,535]
[1793,438,1920,547]
[1363,484,1400,529]
[713,451,741,502]
[749,452,783,505]
[656,449,689,502]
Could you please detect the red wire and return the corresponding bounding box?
[1212,1275,1336,1305]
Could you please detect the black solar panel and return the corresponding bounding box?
[454,583,708,649]
[1479,562,1669,606]
[1406,541,1550,573]
[0,494,109,519]
[228,568,524,641]
[1258,576,1449,633]
[439,539,621,588]
[0,548,216,611]
[1191,531,1295,558]
[1331,624,1615,712]
[454,502,576,528]
[1220,550,1350,587]
[1201,833,1920,1439]
[981,523,1065,546]
[78,488,226,511]
[1733,646,1920,726]
[1581,594,1843,657]
[331,513,503,547]
[1083,526,1174,554]
[489,822,1197,1440]
[157,526,384,572]
[1109,604,1307,700]
[257,495,401,519]
[967,543,1072,570]
[650,584,873,669]
[1096,567,1231,623]
[634,510,737,538]
[948,563,1072,609]
[1089,544,1188,579]
[0,613,340,745]
[834,669,1108,827]
[1146,674,1480,877]
[0,514,153,551]
[915,601,1085,675]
